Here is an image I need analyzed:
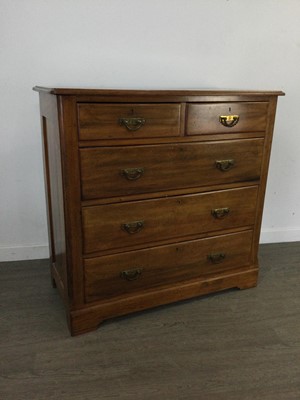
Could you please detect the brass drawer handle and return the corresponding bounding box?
[211,207,230,219]
[120,268,143,281]
[215,159,235,171]
[119,117,146,131]
[208,253,226,264]
[121,220,144,234]
[121,167,144,181]
[219,115,239,128]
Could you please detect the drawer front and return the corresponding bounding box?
[78,103,181,140]
[80,139,263,200]
[84,230,253,302]
[186,102,268,135]
[82,186,258,254]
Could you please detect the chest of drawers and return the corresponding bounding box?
[34,87,284,335]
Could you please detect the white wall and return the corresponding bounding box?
[0,0,299,261]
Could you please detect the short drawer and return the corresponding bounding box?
[84,230,253,302]
[186,102,268,135]
[82,186,258,254]
[80,138,263,200]
[78,103,181,140]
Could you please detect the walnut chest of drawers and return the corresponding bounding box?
[34,87,284,335]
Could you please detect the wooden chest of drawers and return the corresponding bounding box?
[34,87,284,335]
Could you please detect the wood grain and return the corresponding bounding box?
[84,230,253,302]
[82,186,258,254]
[187,102,269,135]
[38,93,68,302]
[33,86,285,97]
[78,103,181,140]
[34,87,283,336]
[80,138,264,200]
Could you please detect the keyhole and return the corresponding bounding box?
[229,107,231,113]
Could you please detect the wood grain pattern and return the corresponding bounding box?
[84,230,253,302]
[71,267,259,335]
[33,86,285,97]
[82,186,258,254]
[80,139,264,200]
[34,87,283,335]
[78,131,266,149]
[187,102,269,135]
[78,103,181,140]
[38,93,68,302]
[58,96,85,308]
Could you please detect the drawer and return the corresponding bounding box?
[186,102,268,135]
[80,138,263,200]
[82,186,258,254]
[78,103,181,140]
[84,230,253,302]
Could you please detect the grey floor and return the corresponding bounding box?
[1,242,300,400]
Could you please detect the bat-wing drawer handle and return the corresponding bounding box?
[121,168,144,181]
[215,159,235,171]
[121,220,144,234]
[120,268,143,281]
[119,117,146,131]
[208,253,226,264]
[211,207,230,219]
[219,115,239,128]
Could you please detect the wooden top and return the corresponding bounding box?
[33,86,285,97]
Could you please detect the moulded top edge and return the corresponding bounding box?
[32,86,285,97]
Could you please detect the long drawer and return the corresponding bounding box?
[82,186,258,254]
[84,230,253,302]
[80,138,264,200]
[186,102,268,135]
[78,103,182,140]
